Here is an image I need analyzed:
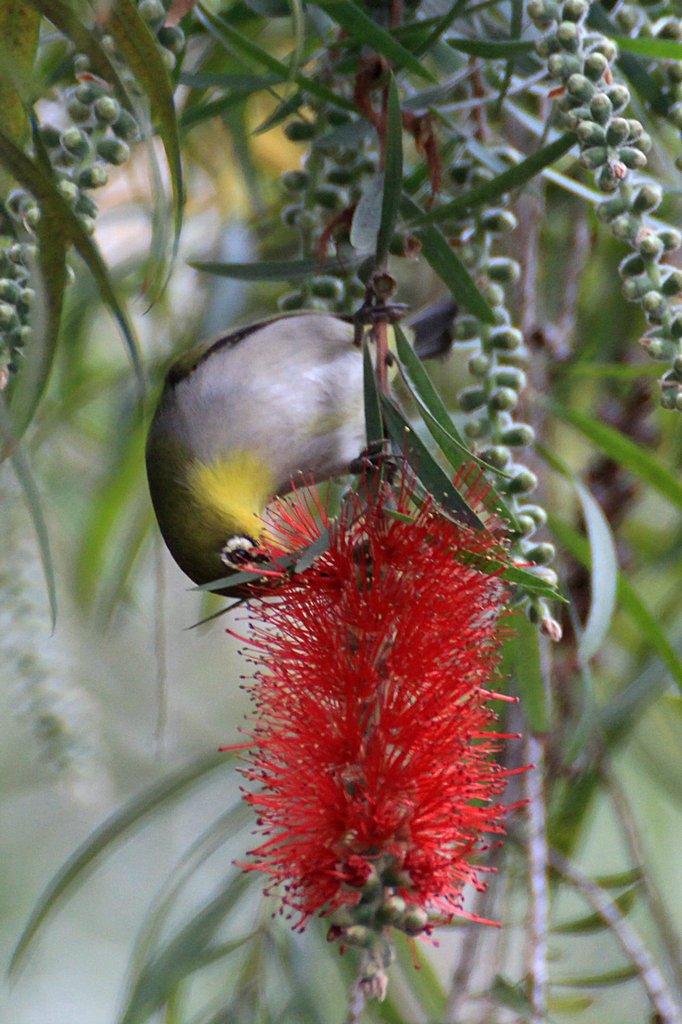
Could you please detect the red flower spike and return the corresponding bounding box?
[235,470,521,938]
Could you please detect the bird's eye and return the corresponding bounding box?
[220,536,268,569]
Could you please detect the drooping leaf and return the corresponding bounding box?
[363,338,384,447]
[376,73,403,265]
[502,613,548,734]
[191,256,363,281]
[447,37,535,58]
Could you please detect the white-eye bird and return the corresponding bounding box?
[146,303,456,588]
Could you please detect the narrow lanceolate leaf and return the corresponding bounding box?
[362,339,383,447]
[410,133,575,226]
[0,1,39,191]
[380,392,483,529]
[615,36,682,60]
[401,197,496,323]
[105,0,183,240]
[551,402,682,511]
[8,441,57,628]
[190,256,363,281]
[447,37,534,58]
[350,171,384,252]
[194,3,356,112]
[575,481,618,666]
[376,73,403,265]
[502,613,548,734]
[314,0,435,81]
[10,750,231,972]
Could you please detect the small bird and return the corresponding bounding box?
[146,302,457,589]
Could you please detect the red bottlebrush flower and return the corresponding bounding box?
[235,470,519,949]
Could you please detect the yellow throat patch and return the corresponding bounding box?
[189,451,275,542]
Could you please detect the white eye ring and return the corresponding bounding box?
[220,536,266,569]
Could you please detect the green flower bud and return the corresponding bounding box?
[661,269,682,296]
[498,346,531,368]
[400,906,429,936]
[0,279,20,303]
[138,0,165,26]
[78,164,108,189]
[73,54,90,74]
[562,0,588,20]
[489,386,518,411]
[607,84,630,112]
[96,137,130,165]
[580,145,608,169]
[638,234,664,260]
[596,195,630,222]
[459,386,488,411]
[535,35,563,58]
[619,146,647,170]
[284,120,318,142]
[640,336,666,358]
[589,92,612,125]
[60,127,90,158]
[591,38,618,61]
[548,52,582,78]
[312,185,344,210]
[343,925,372,947]
[457,319,483,343]
[463,416,491,439]
[642,290,668,320]
[576,121,606,146]
[157,26,186,55]
[505,467,538,494]
[566,73,594,101]
[622,276,654,301]
[38,122,62,148]
[281,203,303,227]
[468,353,491,377]
[66,97,92,123]
[376,895,407,924]
[75,82,101,105]
[281,169,310,191]
[480,208,517,233]
[10,242,37,265]
[557,21,581,51]
[525,542,556,565]
[0,302,19,328]
[654,16,682,39]
[632,182,663,213]
[482,282,505,306]
[619,253,645,277]
[520,504,548,527]
[584,52,608,81]
[93,96,120,124]
[527,0,561,27]
[492,367,527,389]
[657,228,682,252]
[310,276,344,301]
[486,326,523,351]
[671,317,682,339]
[610,213,639,240]
[480,445,511,469]
[278,290,305,311]
[636,131,652,153]
[516,514,537,537]
[487,257,521,283]
[156,46,177,72]
[500,422,535,446]
[596,164,622,194]
[605,117,629,146]
[112,109,140,141]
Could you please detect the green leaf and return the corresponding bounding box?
[190,256,363,281]
[380,393,483,529]
[392,933,447,1020]
[410,133,575,226]
[0,1,39,192]
[553,965,640,988]
[401,197,496,323]
[553,888,638,934]
[614,35,682,60]
[105,0,184,251]
[314,0,435,82]
[363,339,384,446]
[447,37,535,58]
[574,480,618,667]
[195,3,356,111]
[502,613,548,733]
[10,750,231,972]
[488,975,535,1015]
[586,4,671,115]
[350,171,384,252]
[550,402,682,512]
[376,73,403,265]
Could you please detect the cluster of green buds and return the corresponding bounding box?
[279,104,377,313]
[0,0,185,388]
[444,157,558,634]
[326,852,431,1003]
[529,0,682,409]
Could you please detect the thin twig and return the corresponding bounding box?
[549,847,682,1024]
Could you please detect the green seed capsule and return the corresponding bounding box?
[638,234,664,260]
[284,120,317,142]
[66,97,92,124]
[78,164,109,189]
[519,504,548,527]
[0,279,20,303]
[459,386,488,411]
[562,0,587,20]
[93,96,120,124]
[548,52,582,78]
[311,185,344,210]
[610,214,639,241]
[576,121,606,146]
[0,302,19,328]
[632,182,663,213]
[479,445,511,469]
[157,26,186,55]
[566,73,594,101]
[591,38,618,61]
[60,127,90,158]
[112,109,140,141]
[455,317,482,341]
[618,253,645,277]
[516,514,537,537]
[580,145,608,169]
[657,228,682,252]
[596,164,621,194]
[489,386,518,411]
[281,169,310,191]
[622,277,654,301]
[96,137,130,165]
[480,208,517,233]
[278,291,305,311]
[38,122,63,148]
[619,146,647,169]
[468,353,491,377]
[138,0,165,25]
[500,422,535,446]
[482,282,505,306]
[487,257,521,283]
[505,467,538,494]
[486,326,523,351]
[661,270,682,296]
[596,195,629,222]
[605,117,629,146]
[463,416,491,439]
[310,276,344,301]
[607,84,630,112]
[589,92,612,125]
[557,21,581,50]
[525,542,556,565]
[584,52,608,81]
[75,82,100,105]
[493,367,527,389]
[642,291,668,322]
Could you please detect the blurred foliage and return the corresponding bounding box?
[2,1,682,1023]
